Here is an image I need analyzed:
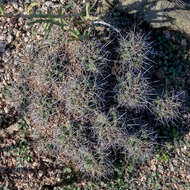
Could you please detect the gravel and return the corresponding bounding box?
[0,0,190,189]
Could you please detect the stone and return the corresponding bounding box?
[12,2,19,10]
[7,34,14,44]
[43,1,54,10]
[4,107,9,114]
[106,0,190,38]
[0,62,4,72]
[163,30,171,39]
[16,30,22,38]
[0,34,6,41]
[18,17,24,26]
[0,41,6,53]
[7,123,19,134]
[18,7,24,12]
[181,39,187,46]
[24,37,29,43]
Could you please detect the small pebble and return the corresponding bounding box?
[18,17,24,26]
[18,7,24,12]
[4,107,9,114]
[45,1,54,7]
[7,34,14,44]
[26,31,31,37]
[0,62,4,72]
[38,171,43,178]
[24,37,29,43]
[181,39,187,47]
[0,34,6,41]
[16,31,22,38]
[12,2,19,10]
[0,41,6,53]
[163,30,170,39]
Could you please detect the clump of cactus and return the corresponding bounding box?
[116,31,153,73]
[115,71,151,111]
[152,92,182,124]
[4,28,184,180]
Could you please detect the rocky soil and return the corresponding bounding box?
[0,0,190,189]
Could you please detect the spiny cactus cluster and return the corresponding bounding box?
[114,32,153,112]
[4,29,183,179]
